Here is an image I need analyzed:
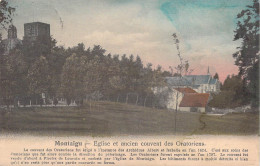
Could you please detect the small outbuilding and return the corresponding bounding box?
[179,93,210,113]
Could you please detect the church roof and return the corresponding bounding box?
[183,75,211,85]
[165,77,192,86]
[209,78,217,84]
[167,75,218,86]
[174,87,197,93]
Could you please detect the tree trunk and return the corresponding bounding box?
[144,95,148,107]
[117,95,120,102]
[126,93,129,104]
[175,92,179,133]
[135,94,139,105]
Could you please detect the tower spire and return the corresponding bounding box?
[207,66,210,75]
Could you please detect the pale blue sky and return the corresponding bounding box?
[2,0,252,81]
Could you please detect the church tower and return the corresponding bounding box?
[2,25,22,54]
[24,22,50,42]
[8,25,17,39]
[23,22,51,54]
[207,66,210,75]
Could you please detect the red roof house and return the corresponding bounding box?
[179,93,210,112]
[174,87,197,94]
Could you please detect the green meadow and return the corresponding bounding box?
[0,101,258,136]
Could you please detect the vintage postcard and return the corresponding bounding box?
[0,0,259,165]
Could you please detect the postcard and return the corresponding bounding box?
[0,0,259,165]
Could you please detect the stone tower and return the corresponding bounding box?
[2,25,22,54]
[8,25,17,39]
[23,22,50,41]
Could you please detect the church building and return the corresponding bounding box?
[23,22,50,42]
[2,25,22,54]
[165,67,220,93]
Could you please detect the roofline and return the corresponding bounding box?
[179,106,205,108]
[24,22,50,25]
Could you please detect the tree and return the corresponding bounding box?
[213,73,219,80]
[60,53,86,105]
[0,0,15,107]
[0,49,28,107]
[22,36,55,66]
[209,75,250,108]
[47,46,68,98]
[233,0,259,78]
[233,0,259,108]
[152,65,168,108]
[27,56,51,103]
[247,60,259,107]
[0,0,15,29]
[171,33,186,133]
[171,33,191,76]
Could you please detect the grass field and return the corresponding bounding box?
[0,101,258,136]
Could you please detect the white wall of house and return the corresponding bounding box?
[195,83,220,93]
[153,87,185,111]
[179,107,206,113]
[166,89,184,110]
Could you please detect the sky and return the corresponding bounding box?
[2,0,252,82]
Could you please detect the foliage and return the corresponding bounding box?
[0,13,169,108]
[247,60,259,107]
[59,44,166,105]
[0,0,15,29]
[171,33,191,76]
[27,56,51,95]
[208,75,250,108]
[233,0,259,108]
[0,49,28,106]
[213,73,219,80]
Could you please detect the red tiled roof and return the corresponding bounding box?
[179,93,210,107]
[174,87,197,93]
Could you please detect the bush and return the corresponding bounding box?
[208,91,249,108]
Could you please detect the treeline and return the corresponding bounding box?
[0,37,172,107]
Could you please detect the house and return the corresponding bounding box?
[153,86,211,112]
[167,87,198,111]
[153,68,218,112]
[179,93,210,113]
[153,87,197,110]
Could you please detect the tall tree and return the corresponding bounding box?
[209,75,250,108]
[233,0,259,107]
[0,1,15,106]
[47,46,68,97]
[0,0,15,29]
[60,53,86,104]
[213,73,219,80]
[27,56,51,98]
[0,49,28,107]
[172,33,190,76]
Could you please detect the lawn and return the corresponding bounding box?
[0,101,258,136]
